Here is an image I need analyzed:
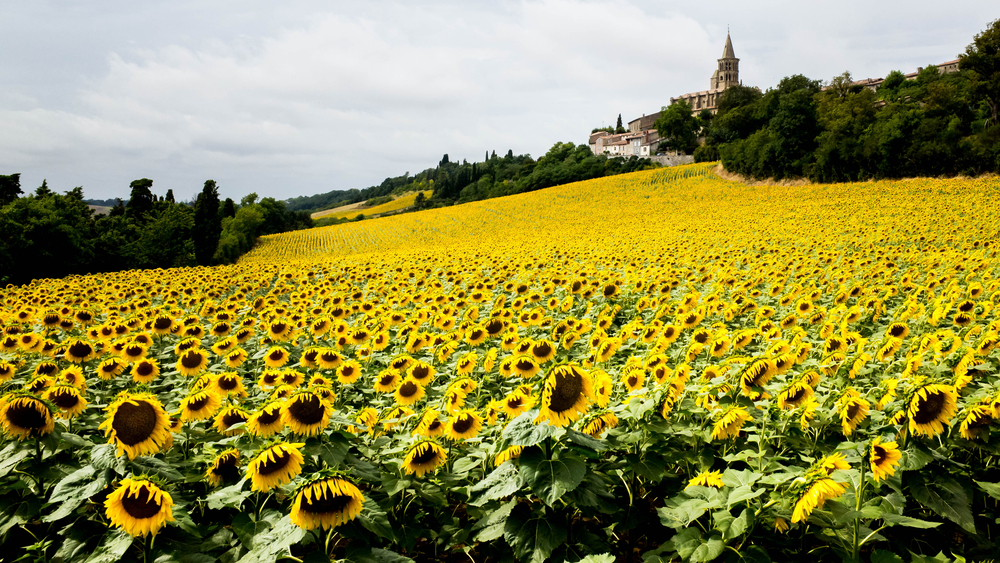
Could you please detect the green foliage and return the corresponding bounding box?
[193,180,222,265]
[0,173,23,207]
[655,101,701,154]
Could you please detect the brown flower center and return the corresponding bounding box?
[548,372,584,413]
[288,395,325,425]
[6,400,48,430]
[121,485,162,519]
[257,449,291,475]
[913,391,947,425]
[112,401,158,446]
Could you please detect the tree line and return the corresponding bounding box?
[656,18,1000,182]
[289,143,659,216]
[0,176,312,286]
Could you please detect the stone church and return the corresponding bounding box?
[670,32,741,113]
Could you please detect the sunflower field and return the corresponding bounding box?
[3,163,1000,563]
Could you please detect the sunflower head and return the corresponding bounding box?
[402,440,447,477]
[100,392,171,459]
[290,476,365,531]
[206,449,242,486]
[282,391,331,437]
[0,393,56,439]
[535,364,594,427]
[247,442,305,492]
[869,437,902,482]
[907,384,958,437]
[43,385,88,419]
[105,478,175,537]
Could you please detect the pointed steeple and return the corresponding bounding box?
[722,31,735,59]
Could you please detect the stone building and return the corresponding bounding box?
[670,32,741,114]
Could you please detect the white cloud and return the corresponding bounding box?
[0,0,992,199]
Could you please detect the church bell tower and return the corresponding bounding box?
[711,32,739,91]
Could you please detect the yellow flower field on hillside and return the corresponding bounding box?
[2,163,1000,562]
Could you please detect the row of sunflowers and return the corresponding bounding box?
[2,163,1000,562]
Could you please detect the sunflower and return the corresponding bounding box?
[280,369,305,387]
[266,319,294,342]
[264,346,291,369]
[374,369,401,393]
[150,315,174,335]
[530,340,557,363]
[406,361,436,387]
[283,391,331,437]
[180,390,222,422]
[622,365,645,392]
[350,407,379,435]
[214,406,250,436]
[739,358,775,395]
[512,356,541,378]
[97,357,127,380]
[336,360,362,385]
[959,405,994,441]
[33,361,59,377]
[258,370,282,389]
[686,470,724,489]
[446,410,483,441]
[43,385,88,419]
[402,440,447,477]
[290,477,365,531]
[535,364,595,427]
[394,377,426,407]
[121,342,148,363]
[0,361,15,382]
[777,382,814,409]
[176,349,209,376]
[502,390,536,419]
[206,449,242,486]
[105,478,175,537]
[414,409,446,437]
[211,372,247,399]
[869,437,902,482]
[0,394,55,439]
[100,392,171,459]
[581,412,619,438]
[58,365,87,388]
[494,445,523,466]
[225,348,248,368]
[247,401,286,437]
[131,359,160,384]
[791,478,846,523]
[711,406,750,441]
[591,369,613,408]
[246,442,305,492]
[907,384,958,437]
[839,395,870,436]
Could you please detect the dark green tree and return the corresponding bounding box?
[0,173,22,207]
[221,197,237,219]
[655,100,700,154]
[35,180,52,198]
[165,189,175,203]
[960,18,1000,128]
[126,178,155,222]
[192,180,222,265]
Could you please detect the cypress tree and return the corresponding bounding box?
[192,180,222,265]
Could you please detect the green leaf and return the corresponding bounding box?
[235,516,305,563]
[83,530,134,563]
[130,455,184,481]
[470,464,521,506]
[0,443,30,478]
[711,510,734,535]
[518,447,586,507]
[232,512,272,550]
[869,551,905,563]
[357,498,394,541]
[452,455,481,475]
[504,504,567,563]
[502,410,561,447]
[721,469,761,488]
[910,475,976,534]
[976,480,1000,501]
[576,555,616,563]
[880,513,941,528]
[726,485,763,507]
[90,444,126,473]
[564,429,608,451]
[473,500,516,542]
[205,481,252,511]
[370,548,415,563]
[728,508,750,539]
[690,532,724,562]
[658,498,711,528]
[667,527,702,559]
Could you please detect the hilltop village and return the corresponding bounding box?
[589,33,963,158]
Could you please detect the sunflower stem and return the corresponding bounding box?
[324,525,336,556]
[34,437,44,493]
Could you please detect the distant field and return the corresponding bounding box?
[311,191,432,220]
[87,205,112,215]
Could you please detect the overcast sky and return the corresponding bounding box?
[1,1,993,201]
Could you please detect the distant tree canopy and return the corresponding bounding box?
[695,18,1000,181]
[655,100,700,155]
[0,177,314,286]
[285,141,659,215]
